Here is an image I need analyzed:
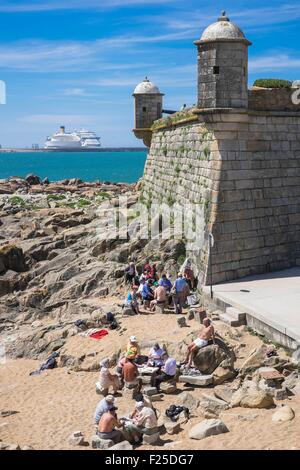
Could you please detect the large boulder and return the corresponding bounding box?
[213,365,237,385]
[200,394,229,415]
[239,345,268,375]
[272,405,295,423]
[231,387,274,409]
[176,392,199,413]
[214,385,235,404]
[282,372,300,395]
[193,344,233,375]
[26,174,41,185]
[189,419,229,440]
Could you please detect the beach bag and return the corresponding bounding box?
[165,405,189,422]
[106,312,115,323]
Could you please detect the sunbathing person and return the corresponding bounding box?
[96,358,120,395]
[97,407,123,443]
[184,318,215,368]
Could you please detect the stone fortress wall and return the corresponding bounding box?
[142,109,300,286]
[134,12,300,286]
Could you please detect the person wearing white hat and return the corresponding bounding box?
[125,336,140,361]
[123,401,159,445]
[93,395,115,425]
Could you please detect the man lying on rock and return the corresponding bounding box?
[184,318,216,368]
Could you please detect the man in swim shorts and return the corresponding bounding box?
[184,318,215,368]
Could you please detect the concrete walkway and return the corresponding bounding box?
[203,267,300,347]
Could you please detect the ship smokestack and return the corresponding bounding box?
[60,126,65,134]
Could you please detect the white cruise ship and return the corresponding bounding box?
[44,126,101,150]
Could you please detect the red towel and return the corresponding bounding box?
[90,329,109,340]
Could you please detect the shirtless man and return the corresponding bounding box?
[185,318,215,368]
[98,407,123,443]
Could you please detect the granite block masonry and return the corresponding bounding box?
[133,12,300,286]
[141,109,300,285]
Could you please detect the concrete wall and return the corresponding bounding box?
[142,109,300,286]
[197,42,249,108]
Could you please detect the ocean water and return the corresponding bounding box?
[0,151,148,183]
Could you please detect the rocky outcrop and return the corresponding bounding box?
[0,245,27,275]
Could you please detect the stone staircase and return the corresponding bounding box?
[203,292,247,327]
[218,306,247,327]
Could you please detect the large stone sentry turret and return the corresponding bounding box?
[194,11,252,109]
[133,77,164,147]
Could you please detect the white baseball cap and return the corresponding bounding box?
[105,395,115,403]
[130,336,137,342]
[135,401,144,409]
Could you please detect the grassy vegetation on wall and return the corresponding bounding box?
[253,79,292,89]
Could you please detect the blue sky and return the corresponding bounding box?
[0,0,300,147]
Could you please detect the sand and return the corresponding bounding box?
[0,313,299,450]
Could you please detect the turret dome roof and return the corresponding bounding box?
[133,78,161,95]
[199,12,248,42]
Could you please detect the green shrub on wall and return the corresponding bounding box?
[253,79,292,89]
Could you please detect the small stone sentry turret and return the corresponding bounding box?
[194,11,252,109]
[133,77,164,147]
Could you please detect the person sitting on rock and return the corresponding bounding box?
[147,343,166,367]
[143,259,152,276]
[126,336,140,361]
[159,273,173,306]
[96,358,120,396]
[97,407,124,444]
[123,358,142,392]
[124,286,140,315]
[132,392,155,413]
[122,401,159,445]
[159,274,172,291]
[150,284,167,312]
[124,262,136,285]
[94,395,116,426]
[150,263,158,282]
[151,352,177,391]
[184,318,215,368]
[141,280,154,310]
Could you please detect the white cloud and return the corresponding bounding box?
[0,31,195,72]
[250,54,300,72]
[63,88,89,96]
[18,114,97,124]
[163,4,300,32]
[0,0,174,12]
